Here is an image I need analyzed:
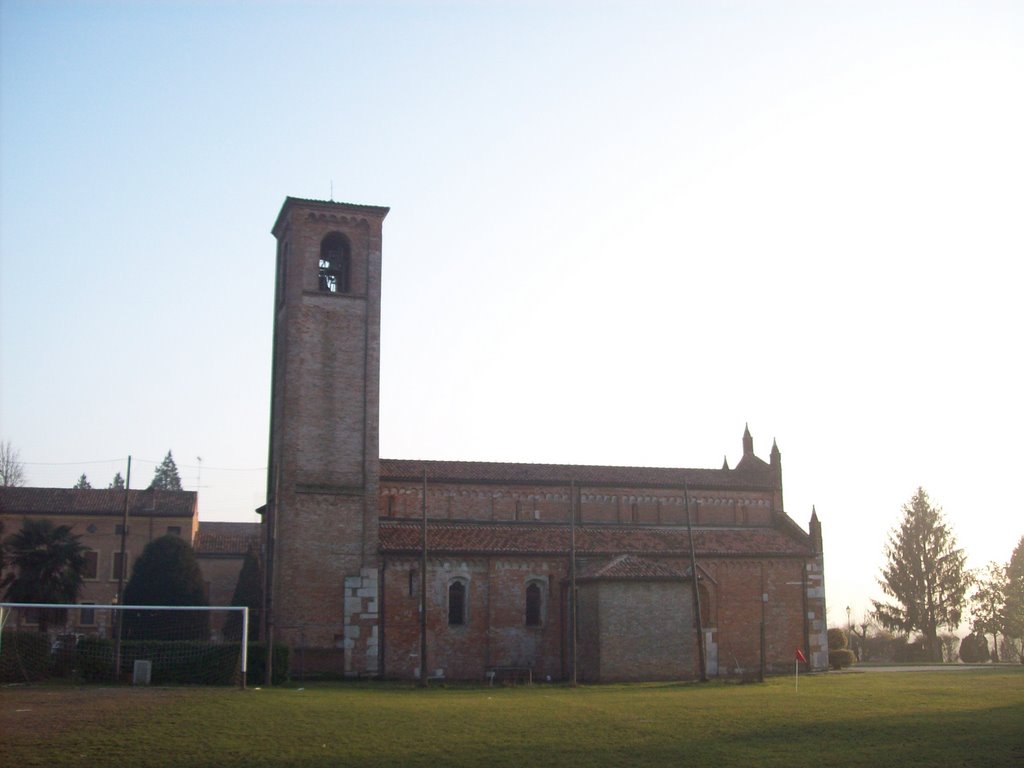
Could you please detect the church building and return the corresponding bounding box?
[263,197,827,681]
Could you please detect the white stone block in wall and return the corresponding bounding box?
[344,624,360,640]
[344,576,361,589]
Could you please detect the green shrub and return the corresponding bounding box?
[245,643,290,686]
[0,630,50,683]
[829,648,856,670]
[894,639,931,662]
[827,627,849,650]
[959,633,991,663]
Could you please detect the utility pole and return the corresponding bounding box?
[113,455,131,681]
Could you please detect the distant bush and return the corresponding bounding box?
[827,628,849,650]
[893,638,931,663]
[0,630,50,683]
[245,643,290,686]
[958,633,991,664]
[829,649,856,670]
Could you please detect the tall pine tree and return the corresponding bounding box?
[223,549,262,641]
[872,488,970,662]
[149,451,183,491]
[122,535,208,640]
[73,473,92,489]
[1004,536,1024,662]
[109,472,125,489]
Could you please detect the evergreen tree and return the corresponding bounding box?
[149,450,183,491]
[73,473,92,489]
[223,549,262,641]
[109,472,125,490]
[971,562,1007,662]
[1004,536,1024,662]
[872,488,971,662]
[122,535,208,640]
[1,519,87,633]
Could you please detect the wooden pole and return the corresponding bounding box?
[419,469,428,687]
[684,481,707,682]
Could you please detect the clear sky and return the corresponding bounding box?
[2,1,1021,630]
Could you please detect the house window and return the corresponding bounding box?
[525,582,543,627]
[167,526,181,537]
[80,603,96,626]
[115,524,128,535]
[82,550,98,580]
[448,580,466,626]
[318,233,351,293]
[111,551,127,581]
[409,569,418,597]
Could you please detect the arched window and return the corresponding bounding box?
[318,233,350,293]
[448,580,466,626]
[525,582,543,627]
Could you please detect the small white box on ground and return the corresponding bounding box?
[133,660,152,685]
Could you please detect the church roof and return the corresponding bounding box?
[0,487,197,519]
[195,521,260,556]
[380,458,775,490]
[577,554,689,581]
[379,520,810,557]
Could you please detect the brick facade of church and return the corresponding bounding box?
[264,197,828,682]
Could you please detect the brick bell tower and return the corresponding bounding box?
[265,197,388,677]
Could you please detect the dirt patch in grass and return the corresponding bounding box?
[0,686,190,748]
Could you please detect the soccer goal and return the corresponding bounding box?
[0,602,249,688]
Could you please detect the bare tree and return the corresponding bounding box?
[0,441,26,487]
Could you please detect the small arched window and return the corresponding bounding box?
[318,232,350,293]
[525,582,543,627]
[448,580,466,626]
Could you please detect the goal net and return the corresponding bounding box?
[0,602,249,687]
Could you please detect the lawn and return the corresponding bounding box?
[2,668,1022,767]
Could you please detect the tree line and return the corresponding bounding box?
[870,487,1023,663]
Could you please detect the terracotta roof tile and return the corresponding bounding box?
[195,522,260,556]
[379,520,810,557]
[379,458,775,489]
[0,487,196,518]
[577,554,688,581]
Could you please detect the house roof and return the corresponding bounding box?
[195,522,260,556]
[378,520,811,557]
[577,554,689,581]
[379,458,776,490]
[0,487,197,519]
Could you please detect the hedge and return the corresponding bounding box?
[0,630,51,683]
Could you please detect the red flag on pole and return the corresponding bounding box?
[795,648,807,663]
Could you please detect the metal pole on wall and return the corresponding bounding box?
[569,479,577,687]
[113,455,131,682]
[265,463,280,687]
[684,481,707,682]
[419,468,428,687]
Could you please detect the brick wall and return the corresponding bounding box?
[267,199,387,676]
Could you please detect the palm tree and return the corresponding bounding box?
[2,519,88,634]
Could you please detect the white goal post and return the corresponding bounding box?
[0,602,249,688]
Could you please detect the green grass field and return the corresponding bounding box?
[2,668,1022,767]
